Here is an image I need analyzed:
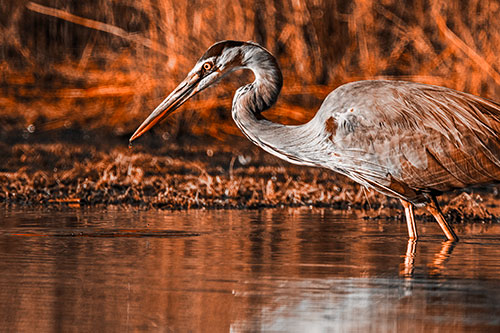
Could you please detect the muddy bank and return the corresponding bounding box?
[1,131,499,222]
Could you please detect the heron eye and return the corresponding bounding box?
[203,62,213,71]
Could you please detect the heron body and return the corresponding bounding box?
[130,40,500,241]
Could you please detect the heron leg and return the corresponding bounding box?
[426,197,459,241]
[400,199,418,239]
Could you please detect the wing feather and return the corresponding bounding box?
[318,80,500,201]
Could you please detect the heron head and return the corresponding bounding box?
[129,40,249,144]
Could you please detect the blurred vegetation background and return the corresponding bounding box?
[1,0,500,144]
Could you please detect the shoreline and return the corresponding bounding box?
[2,135,499,222]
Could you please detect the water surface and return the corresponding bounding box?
[1,208,499,332]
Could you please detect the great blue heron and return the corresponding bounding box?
[130,40,500,241]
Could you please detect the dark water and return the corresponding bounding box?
[1,208,500,332]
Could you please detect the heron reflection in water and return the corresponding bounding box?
[130,40,500,242]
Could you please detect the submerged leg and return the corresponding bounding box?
[401,238,417,276]
[400,199,417,239]
[429,240,456,275]
[426,197,459,241]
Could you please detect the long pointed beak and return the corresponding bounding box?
[129,72,201,144]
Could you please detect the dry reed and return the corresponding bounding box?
[1,1,499,216]
[1,0,499,139]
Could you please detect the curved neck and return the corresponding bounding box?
[231,46,322,167]
[234,45,283,115]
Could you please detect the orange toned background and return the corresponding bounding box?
[1,0,500,142]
